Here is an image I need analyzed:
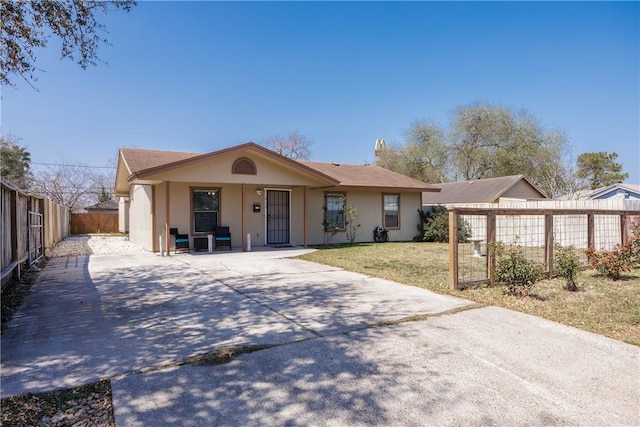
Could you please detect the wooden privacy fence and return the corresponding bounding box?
[71,213,119,234]
[448,206,640,290]
[1,180,70,287]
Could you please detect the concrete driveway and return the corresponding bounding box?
[1,248,638,426]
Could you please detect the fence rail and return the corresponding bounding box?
[1,180,69,287]
[448,207,640,290]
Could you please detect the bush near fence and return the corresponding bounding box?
[70,213,119,235]
[448,203,640,289]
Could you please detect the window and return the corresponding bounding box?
[324,193,345,230]
[192,189,219,233]
[383,194,399,228]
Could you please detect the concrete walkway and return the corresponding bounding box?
[1,248,639,426]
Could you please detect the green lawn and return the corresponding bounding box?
[297,242,640,346]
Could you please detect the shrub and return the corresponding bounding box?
[491,241,544,297]
[585,245,634,280]
[554,245,580,291]
[628,216,640,265]
[583,216,640,280]
[344,205,361,245]
[416,207,471,243]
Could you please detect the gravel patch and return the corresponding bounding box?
[48,235,144,258]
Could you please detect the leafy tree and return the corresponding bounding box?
[0,134,32,189]
[376,121,449,183]
[264,131,312,160]
[575,151,628,190]
[97,186,112,203]
[449,103,568,196]
[415,207,471,243]
[377,103,571,196]
[1,0,136,87]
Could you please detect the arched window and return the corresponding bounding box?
[232,157,257,175]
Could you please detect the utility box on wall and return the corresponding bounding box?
[253,203,261,213]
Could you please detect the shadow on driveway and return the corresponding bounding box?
[0,253,314,397]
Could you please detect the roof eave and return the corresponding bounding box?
[335,185,440,192]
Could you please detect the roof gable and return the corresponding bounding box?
[587,183,640,200]
[128,143,339,185]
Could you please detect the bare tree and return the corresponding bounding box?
[264,131,312,160]
[31,159,115,211]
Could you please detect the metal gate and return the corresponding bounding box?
[266,190,290,245]
[28,210,44,266]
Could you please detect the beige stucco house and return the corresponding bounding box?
[115,142,440,252]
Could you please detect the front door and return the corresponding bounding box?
[266,190,290,245]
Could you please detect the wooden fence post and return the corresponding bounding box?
[621,214,628,244]
[587,214,595,249]
[487,211,496,286]
[449,209,459,290]
[545,213,554,278]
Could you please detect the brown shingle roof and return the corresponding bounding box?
[119,148,200,176]
[118,144,439,192]
[300,161,439,191]
[422,175,542,204]
[85,200,118,211]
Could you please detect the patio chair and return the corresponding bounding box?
[214,226,231,251]
[170,228,190,253]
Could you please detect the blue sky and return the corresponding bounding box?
[1,1,638,184]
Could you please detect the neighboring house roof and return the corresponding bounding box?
[585,183,640,200]
[85,200,118,211]
[422,175,547,204]
[116,142,440,195]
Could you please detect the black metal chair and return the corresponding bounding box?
[170,228,190,253]
[214,226,231,251]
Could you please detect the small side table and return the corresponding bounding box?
[193,236,208,252]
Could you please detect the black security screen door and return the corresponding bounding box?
[266,190,290,245]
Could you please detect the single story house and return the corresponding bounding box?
[584,183,640,201]
[115,142,440,252]
[421,175,547,206]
